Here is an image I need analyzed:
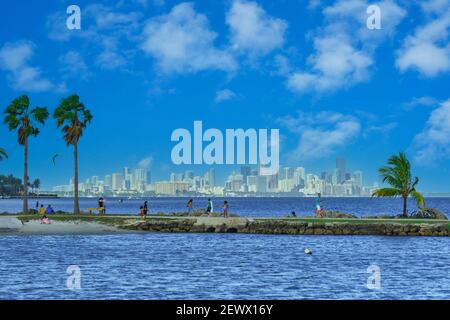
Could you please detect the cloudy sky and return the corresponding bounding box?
[0,0,449,191]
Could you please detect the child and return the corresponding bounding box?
[39,204,45,215]
[139,206,146,219]
[223,200,229,218]
[41,215,50,225]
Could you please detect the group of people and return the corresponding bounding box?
[137,198,230,219]
[36,202,55,215]
[187,198,229,218]
[34,194,323,220]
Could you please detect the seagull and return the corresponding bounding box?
[52,154,59,166]
[304,248,313,255]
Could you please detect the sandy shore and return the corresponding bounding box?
[0,216,133,235]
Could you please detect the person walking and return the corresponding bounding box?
[315,193,324,217]
[143,200,149,215]
[206,198,213,215]
[187,199,193,213]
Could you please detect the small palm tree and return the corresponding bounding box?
[54,95,93,214]
[372,152,424,217]
[0,148,7,161]
[3,95,48,213]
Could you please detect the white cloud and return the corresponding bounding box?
[287,0,405,93]
[138,156,153,168]
[277,111,361,161]
[413,99,450,164]
[396,4,450,77]
[140,3,236,74]
[47,4,143,71]
[226,0,287,57]
[0,41,54,92]
[59,51,91,80]
[215,89,236,103]
[403,96,440,110]
[287,35,373,92]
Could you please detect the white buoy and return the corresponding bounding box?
[304,248,312,255]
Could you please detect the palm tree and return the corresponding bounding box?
[372,152,425,217]
[0,148,7,161]
[54,95,93,214]
[3,95,49,213]
[31,178,40,195]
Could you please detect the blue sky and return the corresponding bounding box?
[0,0,450,192]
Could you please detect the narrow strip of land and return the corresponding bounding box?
[0,214,448,236]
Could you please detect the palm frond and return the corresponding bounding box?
[0,148,7,161]
[372,188,402,197]
[410,191,425,210]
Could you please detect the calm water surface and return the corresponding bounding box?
[0,233,449,299]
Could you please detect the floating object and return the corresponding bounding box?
[304,248,312,255]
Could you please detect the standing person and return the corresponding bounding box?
[187,199,193,213]
[39,204,45,215]
[315,193,323,217]
[143,200,149,216]
[98,197,106,214]
[222,200,229,218]
[139,206,146,219]
[35,201,39,209]
[206,198,213,215]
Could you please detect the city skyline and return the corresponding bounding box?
[51,156,379,197]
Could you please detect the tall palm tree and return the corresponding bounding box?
[54,95,93,214]
[0,148,7,161]
[3,95,49,213]
[372,152,425,217]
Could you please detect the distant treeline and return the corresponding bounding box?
[0,175,40,196]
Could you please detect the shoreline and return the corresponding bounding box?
[0,214,448,236]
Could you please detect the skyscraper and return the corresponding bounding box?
[112,173,123,191]
[336,157,347,184]
[240,165,252,184]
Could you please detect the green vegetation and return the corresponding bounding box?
[372,152,425,217]
[0,174,23,196]
[54,95,93,215]
[3,95,49,213]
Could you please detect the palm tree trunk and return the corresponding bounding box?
[74,142,80,214]
[23,137,28,214]
[403,195,407,217]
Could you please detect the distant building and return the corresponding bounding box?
[154,181,190,195]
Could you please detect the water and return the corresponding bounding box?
[0,233,448,299]
[1,197,450,217]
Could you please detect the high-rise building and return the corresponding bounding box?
[240,165,252,183]
[112,173,123,191]
[134,168,147,190]
[104,175,111,187]
[336,157,347,183]
[204,168,215,189]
